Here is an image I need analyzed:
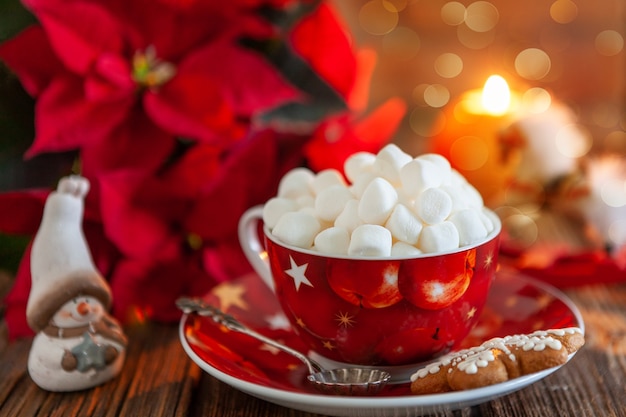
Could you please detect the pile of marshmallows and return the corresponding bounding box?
[263,144,496,257]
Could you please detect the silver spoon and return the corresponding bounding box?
[176,297,391,396]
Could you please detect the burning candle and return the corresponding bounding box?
[429,75,589,206]
[429,75,523,205]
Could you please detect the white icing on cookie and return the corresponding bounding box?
[410,327,581,381]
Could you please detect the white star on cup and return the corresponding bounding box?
[285,256,313,291]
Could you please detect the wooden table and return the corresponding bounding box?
[1,280,625,417]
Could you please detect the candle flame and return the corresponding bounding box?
[481,75,511,115]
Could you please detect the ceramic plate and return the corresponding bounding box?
[179,269,584,417]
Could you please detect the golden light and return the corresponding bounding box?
[481,75,512,115]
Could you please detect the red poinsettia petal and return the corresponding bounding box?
[98,0,274,62]
[109,255,214,324]
[157,143,222,198]
[80,108,175,176]
[290,3,356,99]
[304,97,407,172]
[188,137,274,239]
[84,53,135,102]
[27,75,134,157]
[0,25,64,97]
[181,39,299,115]
[98,172,180,259]
[353,97,407,143]
[202,237,253,285]
[144,74,243,145]
[347,48,377,112]
[24,0,124,74]
[185,131,281,240]
[0,190,48,235]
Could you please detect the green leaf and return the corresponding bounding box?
[0,0,36,42]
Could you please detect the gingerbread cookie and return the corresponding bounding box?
[410,327,584,394]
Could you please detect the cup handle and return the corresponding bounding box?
[238,205,275,291]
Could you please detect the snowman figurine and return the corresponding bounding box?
[26,175,127,392]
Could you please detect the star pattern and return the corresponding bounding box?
[335,311,356,328]
[71,332,108,372]
[265,313,292,331]
[284,256,313,291]
[467,307,478,319]
[484,251,494,269]
[322,341,335,350]
[213,283,248,312]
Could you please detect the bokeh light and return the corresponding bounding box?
[423,84,450,108]
[434,53,464,78]
[522,88,552,114]
[592,103,621,128]
[555,124,592,158]
[465,1,499,32]
[550,0,578,24]
[457,23,496,49]
[441,2,466,26]
[595,30,624,56]
[359,1,399,35]
[601,179,626,208]
[383,0,408,12]
[515,48,552,80]
[496,207,539,249]
[608,219,626,246]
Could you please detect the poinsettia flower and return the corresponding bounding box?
[0,0,299,160]
[0,1,410,341]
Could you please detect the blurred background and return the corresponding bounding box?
[331,0,625,158]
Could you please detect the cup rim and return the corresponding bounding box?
[263,207,501,261]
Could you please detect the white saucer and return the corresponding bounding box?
[179,269,584,416]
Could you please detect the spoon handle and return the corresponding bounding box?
[176,297,322,375]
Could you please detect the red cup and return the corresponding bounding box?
[239,206,501,368]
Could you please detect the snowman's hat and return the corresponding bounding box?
[27,176,112,332]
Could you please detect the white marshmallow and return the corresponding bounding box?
[296,195,315,208]
[373,144,413,184]
[350,172,376,199]
[277,168,315,199]
[272,211,321,249]
[311,169,346,195]
[450,169,468,187]
[449,209,488,246]
[314,227,350,255]
[334,199,363,233]
[415,188,452,225]
[391,242,423,257]
[441,185,470,213]
[462,183,484,208]
[396,186,415,208]
[263,197,299,229]
[348,224,392,257]
[399,158,443,195]
[314,184,353,222]
[384,204,423,245]
[344,152,376,183]
[478,209,496,233]
[419,221,460,253]
[358,177,398,225]
[418,153,452,185]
